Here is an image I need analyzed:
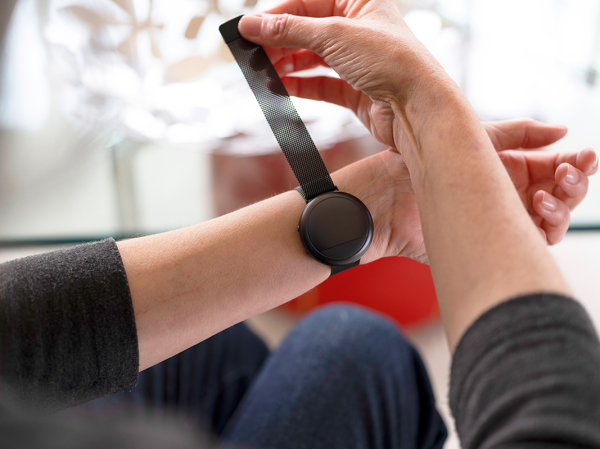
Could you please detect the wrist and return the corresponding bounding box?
[390,73,462,133]
[388,73,490,170]
[331,156,377,213]
[330,152,393,264]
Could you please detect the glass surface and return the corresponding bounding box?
[1,0,599,242]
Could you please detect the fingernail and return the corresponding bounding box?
[240,16,262,36]
[541,192,557,211]
[594,152,599,168]
[565,165,579,185]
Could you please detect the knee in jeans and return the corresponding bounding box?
[296,304,414,373]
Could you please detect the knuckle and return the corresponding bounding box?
[327,17,347,33]
[558,207,570,224]
[269,14,291,40]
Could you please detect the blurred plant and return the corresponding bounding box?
[60,0,163,68]
[41,0,366,146]
[185,0,257,39]
[43,0,263,137]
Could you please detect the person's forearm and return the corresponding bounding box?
[119,145,403,372]
[118,191,330,371]
[390,75,571,349]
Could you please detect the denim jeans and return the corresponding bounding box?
[83,304,447,449]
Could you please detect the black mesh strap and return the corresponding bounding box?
[331,260,360,275]
[220,16,337,202]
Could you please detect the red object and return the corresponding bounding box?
[285,257,439,327]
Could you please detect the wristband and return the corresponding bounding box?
[220,16,373,275]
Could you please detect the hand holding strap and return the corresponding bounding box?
[221,17,365,275]
[220,16,338,202]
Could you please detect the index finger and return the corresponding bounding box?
[265,0,347,17]
[515,149,597,183]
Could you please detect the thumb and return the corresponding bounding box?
[484,119,568,152]
[238,14,336,51]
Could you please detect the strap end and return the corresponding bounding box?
[219,15,244,44]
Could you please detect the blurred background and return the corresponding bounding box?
[2,0,600,241]
[2,1,600,448]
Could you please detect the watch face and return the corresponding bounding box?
[298,192,373,266]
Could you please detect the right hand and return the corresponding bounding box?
[485,120,597,245]
[238,5,598,247]
[340,119,597,265]
[238,0,446,148]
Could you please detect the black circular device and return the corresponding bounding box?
[220,16,374,275]
[298,192,373,267]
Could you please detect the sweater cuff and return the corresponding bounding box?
[449,293,600,449]
[0,239,139,412]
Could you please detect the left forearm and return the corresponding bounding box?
[119,190,330,371]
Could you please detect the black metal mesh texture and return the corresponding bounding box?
[225,37,337,201]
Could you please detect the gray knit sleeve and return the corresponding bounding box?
[450,294,600,449]
[0,239,139,412]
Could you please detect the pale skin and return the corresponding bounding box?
[237,0,599,348]
[122,123,595,370]
[119,0,598,371]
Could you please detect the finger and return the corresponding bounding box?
[574,147,598,176]
[526,148,597,184]
[554,163,589,209]
[533,191,571,245]
[282,76,363,110]
[274,50,329,75]
[484,119,568,151]
[264,47,302,64]
[239,13,341,51]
